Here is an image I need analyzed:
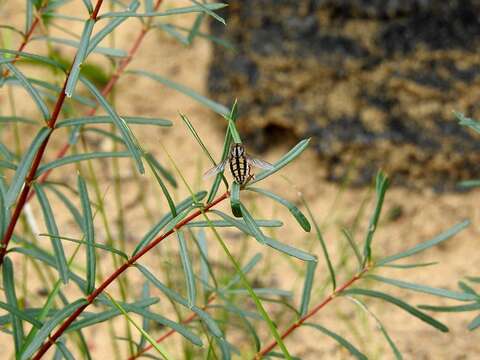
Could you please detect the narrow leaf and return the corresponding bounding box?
[299,260,318,316]
[343,289,449,332]
[362,171,389,266]
[80,76,144,173]
[246,187,311,232]
[377,220,470,266]
[3,257,24,354]
[418,303,480,312]
[368,275,478,301]
[129,69,229,116]
[3,62,49,121]
[250,138,310,184]
[56,116,172,128]
[78,175,96,293]
[177,230,196,308]
[145,153,176,216]
[303,323,367,360]
[240,203,267,245]
[20,299,88,360]
[32,183,69,284]
[65,19,94,97]
[36,151,131,176]
[468,314,480,331]
[230,181,242,217]
[6,127,51,207]
[189,0,225,24]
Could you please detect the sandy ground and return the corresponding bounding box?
[1,1,480,359]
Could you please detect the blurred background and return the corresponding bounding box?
[1,0,480,358]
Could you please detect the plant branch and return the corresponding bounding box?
[254,268,369,359]
[31,191,229,359]
[1,1,47,78]
[0,0,109,267]
[26,0,164,202]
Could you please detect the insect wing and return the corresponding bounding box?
[203,159,228,179]
[247,156,275,170]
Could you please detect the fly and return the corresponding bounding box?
[204,143,274,185]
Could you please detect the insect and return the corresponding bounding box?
[204,143,275,185]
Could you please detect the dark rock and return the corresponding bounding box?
[208,0,480,189]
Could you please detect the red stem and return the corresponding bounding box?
[26,0,162,202]
[2,0,164,261]
[254,268,368,359]
[31,191,229,359]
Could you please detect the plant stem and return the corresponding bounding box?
[25,0,165,202]
[0,0,109,267]
[254,268,369,359]
[31,191,229,359]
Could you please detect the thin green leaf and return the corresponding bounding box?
[65,19,94,97]
[129,69,229,116]
[174,23,235,49]
[418,303,480,312]
[32,183,69,284]
[189,0,225,24]
[303,200,336,288]
[466,276,480,283]
[129,306,203,347]
[0,49,67,71]
[3,62,49,121]
[0,115,37,125]
[145,153,176,216]
[20,299,88,360]
[26,0,33,33]
[187,219,283,228]
[458,281,478,296]
[156,23,189,45]
[368,275,477,301]
[246,187,311,232]
[347,296,402,360]
[87,0,141,56]
[226,253,263,289]
[194,229,211,290]
[65,298,158,332]
[343,289,449,332]
[3,257,24,354]
[225,288,292,298]
[32,36,127,57]
[211,210,315,261]
[36,151,131,176]
[381,261,438,269]
[250,138,310,184]
[176,230,196,308]
[136,264,222,338]
[303,323,367,360]
[99,3,227,19]
[82,0,93,13]
[144,152,177,188]
[0,301,42,328]
[341,228,362,267]
[0,142,13,160]
[376,220,470,266]
[44,183,84,230]
[468,315,480,331]
[180,112,228,189]
[457,180,480,189]
[300,260,318,316]
[230,180,242,217]
[139,281,150,351]
[240,203,267,245]
[78,175,96,293]
[56,116,172,128]
[132,192,207,255]
[455,111,480,134]
[39,234,127,259]
[105,295,172,360]
[55,339,75,360]
[80,76,145,173]
[362,171,389,266]
[227,119,241,143]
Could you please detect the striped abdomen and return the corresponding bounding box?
[229,145,251,185]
